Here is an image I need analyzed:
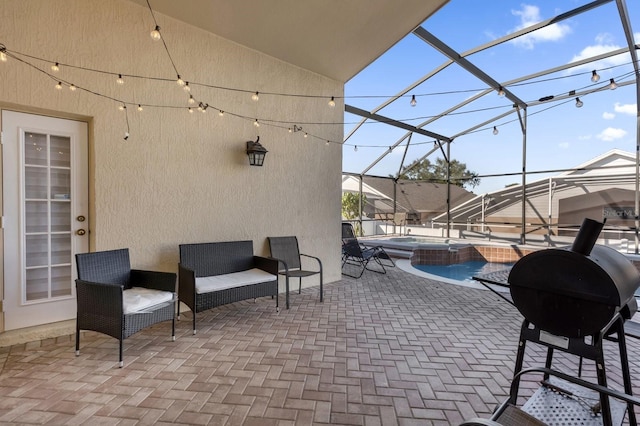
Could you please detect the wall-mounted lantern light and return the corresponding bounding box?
[246,136,268,166]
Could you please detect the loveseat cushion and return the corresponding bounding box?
[195,268,277,294]
[123,287,174,315]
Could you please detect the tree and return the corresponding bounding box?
[341,192,367,220]
[398,158,480,189]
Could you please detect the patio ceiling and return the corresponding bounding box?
[125,0,450,82]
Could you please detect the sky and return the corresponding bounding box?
[342,0,640,195]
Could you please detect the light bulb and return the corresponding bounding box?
[288,128,293,133]
[253,119,260,127]
[0,52,7,62]
[55,82,62,90]
[118,104,125,111]
[69,84,76,91]
[328,96,336,107]
[410,95,417,107]
[591,70,600,83]
[188,95,195,105]
[137,104,143,111]
[304,133,308,138]
[218,110,224,117]
[354,145,358,152]
[150,25,161,41]
[176,75,185,86]
[183,82,190,92]
[326,141,330,146]
[124,132,129,141]
[493,126,499,135]
[609,78,617,90]
[116,74,124,85]
[51,62,59,72]
[498,87,505,97]
[575,97,583,108]
[252,91,259,101]
[201,104,208,113]
[188,107,193,114]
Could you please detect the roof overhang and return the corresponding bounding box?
[125,0,449,82]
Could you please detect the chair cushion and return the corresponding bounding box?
[123,287,174,315]
[195,268,277,294]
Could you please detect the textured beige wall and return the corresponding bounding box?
[0,0,343,285]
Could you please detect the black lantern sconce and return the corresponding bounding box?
[246,136,268,166]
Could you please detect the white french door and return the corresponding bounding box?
[2,110,88,330]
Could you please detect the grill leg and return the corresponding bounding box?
[595,336,613,426]
[615,319,637,426]
[510,320,530,405]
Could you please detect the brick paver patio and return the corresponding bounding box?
[1,266,639,425]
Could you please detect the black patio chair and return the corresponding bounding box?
[341,222,394,267]
[75,248,177,367]
[341,238,389,278]
[268,236,323,309]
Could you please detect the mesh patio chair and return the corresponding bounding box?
[75,248,177,367]
[341,222,394,267]
[341,238,389,278]
[268,236,323,309]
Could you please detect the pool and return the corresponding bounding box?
[413,260,513,285]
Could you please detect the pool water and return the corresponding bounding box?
[413,260,513,283]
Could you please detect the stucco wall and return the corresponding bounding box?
[0,0,343,286]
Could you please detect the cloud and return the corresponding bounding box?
[578,134,592,141]
[596,127,627,142]
[614,102,637,115]
[510,5,572,49]
[602,112,615,120]
[568,33,627,73]
[558,142,569,149]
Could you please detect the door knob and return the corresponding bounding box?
[76,229,86,236]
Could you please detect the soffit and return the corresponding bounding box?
[126,0,449,82]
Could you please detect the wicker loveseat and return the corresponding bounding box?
[178,240,279,334]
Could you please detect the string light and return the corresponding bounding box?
[288,127,293,133]
[200,103,208,113]
[0,51,7,62]
[116,74,124,85]
[253,119,260,127]
[69,84,76,91]
[410,95,417,107]
[188,107,193,113]
[354,145,358,152]
[183,82,190,92]
[124,132,129,140]
[493,126,499,135]
[55,82,62,90]
[498,86,505,96]
[304,133,308,138]
[218,110,224,117]
[328,96,335,107]
[150,25,161,41]
[188,95,195,105]
[118,104,126,111]
[51,62,59,72]
[575,97,583,108]
[609,78,617,90]
[137,104,143,111]
[591,70,600,83]
[252,91,259,101]
[176,75,185,86]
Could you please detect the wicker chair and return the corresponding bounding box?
[268,236,323,309]
[75,248,177,367]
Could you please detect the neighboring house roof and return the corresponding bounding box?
[342,175,475,216]
[125,0,449,82]
[432,150,638,223]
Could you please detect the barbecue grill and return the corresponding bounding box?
[481,218,640,426]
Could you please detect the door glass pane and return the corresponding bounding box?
[25,167,48,199]
[50,136,70,168]
[25,201,48,233]
[25,235,48,267]
[25,268,48,301]
[50,169,70,200]
[51,202,71,232]
[51,266,72,297]
[51,234,71,265]
[24,132,47,166]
